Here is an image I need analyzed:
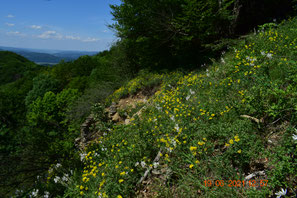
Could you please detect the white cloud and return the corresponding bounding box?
[6,31,25,37]
[82,37,100,42]
[102,30,109,33]
[38,31,62,39]
[65,35,100,42]
[65,35,81,40]
[36,30,100,43]
[5,23,15,27]
[6,14,15,18]
[30,25,42,29]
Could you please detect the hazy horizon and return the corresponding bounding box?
[0,45,100,53]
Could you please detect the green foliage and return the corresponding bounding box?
[110,0,294,70]
[267,129,297,190]
[25,73,60,106]
[0,51,40,85]
[51,55,97,87]
[107,70,170,103]
[24,89,79,170]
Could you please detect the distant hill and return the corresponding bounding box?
[0,51,40,85]
[0,46,98,65]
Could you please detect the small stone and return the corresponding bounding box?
[112,112,121,122]
[124,119,130,125]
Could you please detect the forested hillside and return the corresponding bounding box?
[1,0,297,197]
[0,51,41,85]
[0,46,134,197]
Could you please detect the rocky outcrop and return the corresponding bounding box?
[76,88,158,150]
[75,114,95,150]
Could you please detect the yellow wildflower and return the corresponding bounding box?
[190,146,197,151]
[120,172,125,176]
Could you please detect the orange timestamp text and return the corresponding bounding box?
[204,179,268,188]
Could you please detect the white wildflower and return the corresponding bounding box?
[103,132,107,136]
[94,152,100,157]
[31,189,39,197]
[186,95,190,101]
[261,51,266,56]
[170,116,175,121]
[171,138,177,147]
[275,188,287,198]
[54,176,60,183]
[246,56,257,62]
[15,189,23,195]
[221,57,225,64]
[292,134,297,141]
[62,174,69,182]
[266,53,273,59]
[156,105,162,111]
[141,161,146,168]
[55,163,62,169]
[174,124,179,132]
[80,153,87,161]
[153,162,159,169]
[135,162,139,167]
[166,147,173,153]
[44,191,50,198]
[206,69,210,77]
[189,89,195,95]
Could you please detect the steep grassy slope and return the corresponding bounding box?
[51,18,297,198]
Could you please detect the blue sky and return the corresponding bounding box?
[0,0,121,51]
